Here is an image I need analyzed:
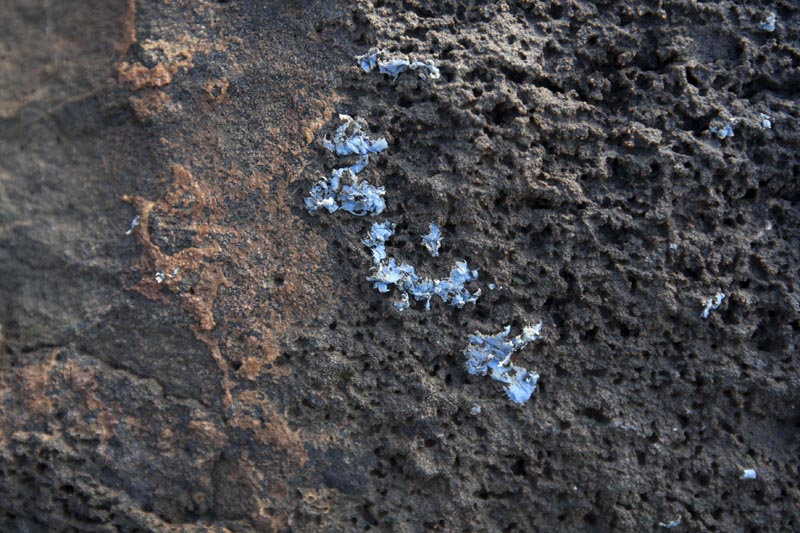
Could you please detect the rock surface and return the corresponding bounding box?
[1,0,798,531]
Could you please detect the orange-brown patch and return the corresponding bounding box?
[116,0,137,54]
[203,78,229,104]
[118,61,173,91]
[231,390,308,465]
[118,34,223,93]
[7,351,120,445]
[191,328,234,410]
[15,351,58,417]
[187,419,227,448]
[182,265,230,331]
[129,89,178,119]
[118,72,341,517]
[122,165,224,310]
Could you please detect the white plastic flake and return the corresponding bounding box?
[701,292,725,319]
[356,48,441,80]
[463,323,542,404]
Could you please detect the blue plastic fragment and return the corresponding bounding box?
[379,59,410,79]
[463,323,543,404]
[348,155,370,175]
[741,469,757,480]
[433,262,481,308]
[355,48,441,81]
[306,115,388,217]
[760,13,776,32]
[368,257,414,292]
[448,261,477,286]
[504,367,539,404]
[408,59,440,80]
[701,292,725,319]
[339,181,387,216]
[421,223,442,257]
[357,49,379,72]
[363,221,394,262]
[363,221,480,310]
[710,122,734,140]
[659,516,682,529]
[304,177,340,214]
[305,168,386,217]
[364,220,396,244]
[323,114,388,159]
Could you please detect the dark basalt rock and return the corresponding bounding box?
[1,1,798,531]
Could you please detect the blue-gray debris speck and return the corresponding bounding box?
[421,223,442,257]
[125,215,140,235]
[394,293,410,311]
[463,323,543,404]
[363,222,480,310]
[658,516,683,529]
[355,48,441,81]
[701,292,725,319]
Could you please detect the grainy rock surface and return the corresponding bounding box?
[1,0,798,531]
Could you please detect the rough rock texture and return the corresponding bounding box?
[1,0,798,531]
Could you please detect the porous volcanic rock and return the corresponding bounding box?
[1,1,798,531]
